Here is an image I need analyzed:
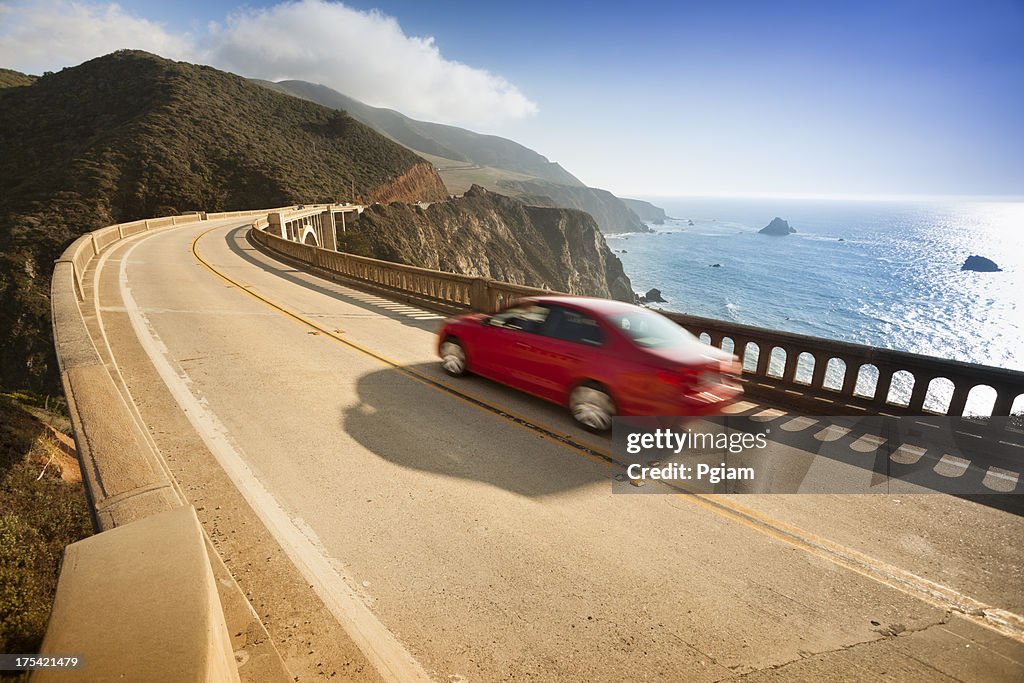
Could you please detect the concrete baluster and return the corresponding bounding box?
[945,379,972,416]
[836,358,858,396]
[990,388,1016,417]
[754,344,770,377]
[809,352,828,390]
[781,345,800,383]
[906,373,931,412]
[873,366,895,407]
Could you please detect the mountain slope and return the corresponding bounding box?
[0,68,36,89]
[0,50,448,392]
[255,79,585,186]
[255,79,654,234]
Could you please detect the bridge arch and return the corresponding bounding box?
[964,384,997,417]
[924,377,955,414]
[823,357,846,391]
[886,370,914,406]
[854,363,879,399]
[795,352,815,385]
[301,225,319,246]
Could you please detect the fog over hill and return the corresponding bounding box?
[254,79,656,234]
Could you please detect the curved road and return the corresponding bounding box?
[89,220,1024,681]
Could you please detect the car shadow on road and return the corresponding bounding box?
[221,226,443,335]
[339,362,614,498]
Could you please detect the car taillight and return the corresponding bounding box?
[657,367,705,388]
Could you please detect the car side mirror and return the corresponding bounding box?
[480,315,492,325]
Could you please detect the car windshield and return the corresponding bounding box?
[607,309,699,348]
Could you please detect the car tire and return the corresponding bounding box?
[440,338,468,376]
[569,383,615,432]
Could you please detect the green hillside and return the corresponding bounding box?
[0,50,446,393]
[0,68,36,89]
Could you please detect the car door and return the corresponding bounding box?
[472,304,551,390]
[519,305,607,402]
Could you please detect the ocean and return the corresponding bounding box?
[606,197,1024,414]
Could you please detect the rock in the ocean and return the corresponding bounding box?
[710,263,721,268]
[961,255,1002,272]
[639,288,667,303]
[759,217,796,235]
[687,219,695,226]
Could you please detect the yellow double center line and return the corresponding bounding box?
[192,223,1024,645]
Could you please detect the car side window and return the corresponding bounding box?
[487,304,550,333]
[540,306,604,346]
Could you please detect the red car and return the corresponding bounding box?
[436,296,742,431]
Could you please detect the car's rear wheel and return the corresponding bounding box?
[440,338,468,376]
[570,383,615,432]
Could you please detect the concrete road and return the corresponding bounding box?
[89,220,1024,681]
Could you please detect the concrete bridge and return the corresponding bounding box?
[43,206,1024,681]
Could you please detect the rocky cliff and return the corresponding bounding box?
[369,161,449,204]
[620,198,667,225]
[347,186,633,301]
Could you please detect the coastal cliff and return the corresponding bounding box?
[347,186,633,301]
[620,198,667,225]
[499,180,651,234]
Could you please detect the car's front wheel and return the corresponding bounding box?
[569,383,615,432]
[440,338,468,376]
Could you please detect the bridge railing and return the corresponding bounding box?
[251,225,553,313]
[661,312,1024,417]
[256,213,1024,419]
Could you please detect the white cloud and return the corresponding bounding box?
[0,0,537,126]
[208,0,536,126]
[0,1,195,75]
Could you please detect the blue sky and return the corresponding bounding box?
[1,0,1022,197]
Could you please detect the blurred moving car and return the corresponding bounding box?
[437,296,742,431]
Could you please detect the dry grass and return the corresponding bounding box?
[0,394,92,656]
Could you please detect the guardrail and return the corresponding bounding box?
[49,210,254,681]
[253,216,1024,418]
[662,312,1024,417]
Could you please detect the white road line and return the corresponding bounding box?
[117,235,433,683]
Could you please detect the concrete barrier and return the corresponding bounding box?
[48,210,245,681]
[36,506,240,683]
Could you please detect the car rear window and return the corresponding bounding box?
[608,309,699,348]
